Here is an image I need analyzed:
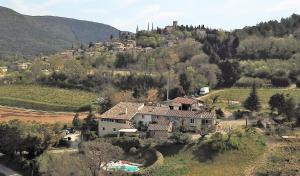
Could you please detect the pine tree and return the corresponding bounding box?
[179,73,190,94]
[72,113,81,128]
[244,84,261,112]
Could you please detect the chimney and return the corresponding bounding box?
[125,108,128,114]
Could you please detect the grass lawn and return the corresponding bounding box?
[152,138,266,176]
[200,88,300,113]
[0,84,98,111]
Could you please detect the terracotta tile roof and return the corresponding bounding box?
[138,106,169,116]
[101,102,144,120]
[148,123,172,131]
[172,97,198,105]
[165,110,215,119]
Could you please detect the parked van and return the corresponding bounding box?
[199,87,210,95]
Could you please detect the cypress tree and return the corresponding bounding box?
[72,113,81,128]
[244,84,261,112]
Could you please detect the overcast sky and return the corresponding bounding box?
[0,0,300,32]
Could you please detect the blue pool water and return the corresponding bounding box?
[111,165,139,172]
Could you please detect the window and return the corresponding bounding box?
[142,115,145,119]
[202,119,209,124]
[190,119,195,124]
[102,127,105,131]
[113,128,116,132]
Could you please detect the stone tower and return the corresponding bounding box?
[173,21,178,28]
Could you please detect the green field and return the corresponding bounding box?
[200,88,300,113]
[0,85,98,112]
[152,139,265,176]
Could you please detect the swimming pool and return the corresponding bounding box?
[110,165,139,172]
[106,161,141,173]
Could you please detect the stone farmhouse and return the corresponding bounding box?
[98,97,216,139]
[0,66,8,73]
[15,62,32,71]
[0,66,8,77]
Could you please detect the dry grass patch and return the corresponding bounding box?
[0,106,87,124]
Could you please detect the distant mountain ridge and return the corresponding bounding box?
[0,6,120,58]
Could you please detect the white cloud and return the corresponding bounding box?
[268,0,300,12]
[117,0,139,8]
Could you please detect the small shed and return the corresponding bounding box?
[148,122,172,140]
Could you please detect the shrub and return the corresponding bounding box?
[271,76,290,87]
[111,137,140,152]
[209,132,245,152]
[233,109,250,119]
[58,139,71,148]
[215,108,225,119]
[244,127,258,135]
[209,132,228,152]
[254,68,272,79]
[129,147,137,154]
[141,149,164,175]
[288,69,300,83]
[140,138,163,150]
[169,132,192,145]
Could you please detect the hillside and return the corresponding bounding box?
[0,6,120,58]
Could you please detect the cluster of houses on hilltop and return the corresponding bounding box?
[57,39,154,58]
[0,62,32,77]
[98,97,216,140]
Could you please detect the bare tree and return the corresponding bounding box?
[80,141,123,176]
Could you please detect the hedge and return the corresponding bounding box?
[271,76,291,87]
[140,149,164,175]
[111,137,141,152]
[0,97,90,112]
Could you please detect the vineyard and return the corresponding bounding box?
[0,85,98,111]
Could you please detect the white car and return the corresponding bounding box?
[199,87,210,95]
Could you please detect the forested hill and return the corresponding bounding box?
[237,14,300,38]
[0,6,120,58]
[197,14,300,62]
[232,14,300,60]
